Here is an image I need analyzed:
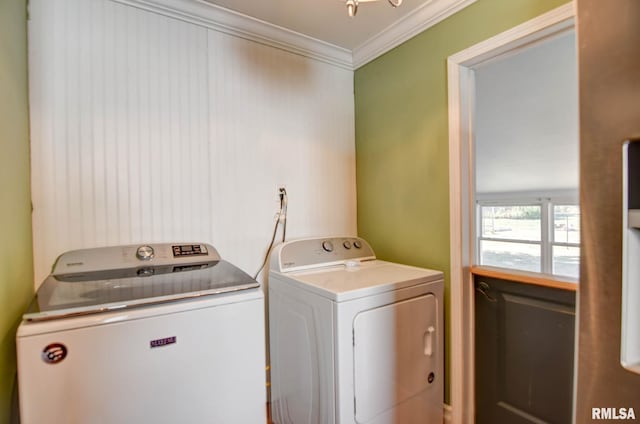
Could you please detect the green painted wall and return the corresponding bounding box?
[0,0,33,422]
[354,0,569,403]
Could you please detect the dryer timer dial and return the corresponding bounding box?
[322,241,334,252]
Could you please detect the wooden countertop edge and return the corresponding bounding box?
[470,266,578,292]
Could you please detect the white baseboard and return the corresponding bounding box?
[444,403,453,424]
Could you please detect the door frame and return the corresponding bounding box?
[446,4,575,423]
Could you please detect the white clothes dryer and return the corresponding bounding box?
[17,243,266,424]
[268,236,443,424]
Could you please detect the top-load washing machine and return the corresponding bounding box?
[268,236,443,424]
[17,243,266,424]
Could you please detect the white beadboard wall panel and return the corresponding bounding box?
[29,0,356,284]
[206,29,356,273]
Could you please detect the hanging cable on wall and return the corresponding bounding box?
[254,187,287,280]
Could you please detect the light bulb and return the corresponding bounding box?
[346,0,358,17]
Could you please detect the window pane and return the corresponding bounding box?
[480,240,541,272]
[553,205,580,244]
[553,245,580,278]
[481,206,541,241]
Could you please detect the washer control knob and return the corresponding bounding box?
[322,241,334,252]
[353,240,362,249]
[136,245,155,261]
[343,241,352,249]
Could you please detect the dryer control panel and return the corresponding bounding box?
[271,237,376,272]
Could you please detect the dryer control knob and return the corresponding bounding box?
[136,245,155,261]
[322,241,334,252]
[353,240,362,249]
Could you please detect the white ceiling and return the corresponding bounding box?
[202,0,435,50]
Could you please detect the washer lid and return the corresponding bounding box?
[275,260,443,302]
[25,260,259,321]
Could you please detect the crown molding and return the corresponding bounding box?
[112,0,478,72]
[353,0,477,69]
[112,0,354,70]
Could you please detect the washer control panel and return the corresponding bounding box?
[52,243,219,276]
[272,237,375,272]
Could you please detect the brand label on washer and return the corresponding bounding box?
[42,343,67,364]
[150,336,176,348]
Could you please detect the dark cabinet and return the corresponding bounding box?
[475,276,576,424]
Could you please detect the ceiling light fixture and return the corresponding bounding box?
[344,0,403,17]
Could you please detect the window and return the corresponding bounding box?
[479,205,542,273]
[551,205,580,278]
[477,199,580,278]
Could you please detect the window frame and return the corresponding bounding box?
[550,203,581,276]
[475,192,579,278]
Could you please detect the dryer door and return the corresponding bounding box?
[353,294,439,424]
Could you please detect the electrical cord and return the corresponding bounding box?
[253,188,287,280]
[280,187,287,243]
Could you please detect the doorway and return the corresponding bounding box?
[446,4,576,423]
